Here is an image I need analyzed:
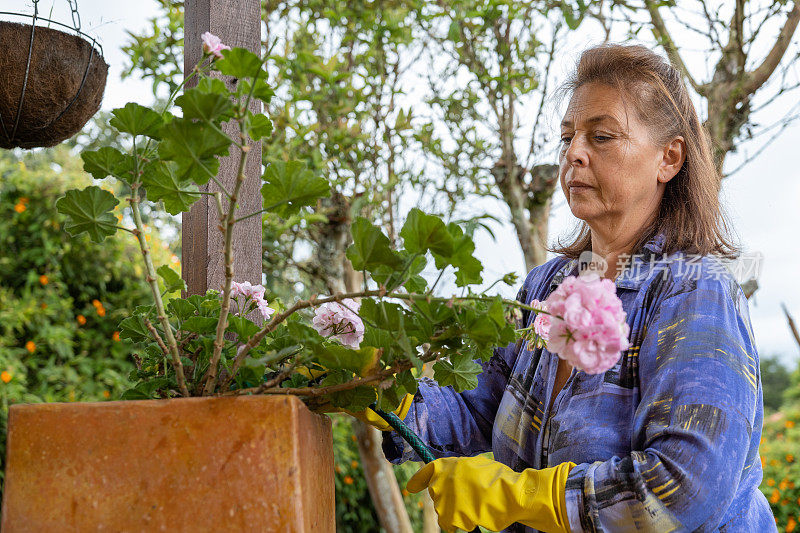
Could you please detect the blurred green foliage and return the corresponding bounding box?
[759,405,800,530]
[0,147,169,495]
[760,354,792,412]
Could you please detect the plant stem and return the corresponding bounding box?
[201,132,250,396]
[129,186,190,397]
[223,287,548,388]
[220,346,442,398]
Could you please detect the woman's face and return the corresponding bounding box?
[558,82,684,235]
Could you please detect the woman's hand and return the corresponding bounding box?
[406,455,575,533]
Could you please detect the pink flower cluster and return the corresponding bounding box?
[312,298,365,350]
[230,281,275,320]
[533,272,630,374]
[201,32,230,59]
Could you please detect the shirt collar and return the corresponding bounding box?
[549,231,667,291]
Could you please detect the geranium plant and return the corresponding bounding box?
[56,36,630,414]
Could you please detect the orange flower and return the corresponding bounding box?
[787,420,796,429]
[39,274,48,285]
[92,299,102,308]
[417,501,424,509]
[19,197,29,204]
[335,465,341,474]
[780,479,789,490]
[350,435,357,442]
[767,478,776,487]
[103,390,111,399]
[787,454,795,463]
[350,460,358,469]
[401,489,410,497]
[343,475,354,485]
[14,203,26,213]
[1,371,12,383]
[97,307,106,317]
[770,489,780,504]
[112,331,120,342]
[787,517,797,533]
[77,314,87,326]
[761,456,766,467]
[25,341,35,353]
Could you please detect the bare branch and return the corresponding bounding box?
[742,1,800,95]
[644,0,705,94]
[781,302,800,353]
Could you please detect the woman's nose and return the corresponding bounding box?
[565,134,588,167]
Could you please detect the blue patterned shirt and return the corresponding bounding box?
[382,232,776,532]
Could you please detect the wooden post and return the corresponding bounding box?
[182,0,263,297]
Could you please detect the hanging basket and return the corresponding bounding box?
[0,19,108,149]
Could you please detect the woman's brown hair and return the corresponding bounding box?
[547,43,740,260]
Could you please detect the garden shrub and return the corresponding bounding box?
[0,147,170,495]
[759,404,800,531]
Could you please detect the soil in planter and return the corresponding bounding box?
[0,21,108,150]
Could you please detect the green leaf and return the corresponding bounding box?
[433,355,481,392]
[176,87,235,123]
[167,298,196,321]
[323,372,377,410]
[400,208,454,257]
[261,160,330,217]
[195,77,229,96]
[110,102,163,139]
[240,78,275,103]
[432,222,483,287]
[312,344,381,377]
[55,186,119,242]
[228,315,260,341]
[245,112,273,141]
[81,147,131,182]
[158,118,231,185]
[156,265,186,293]
[181,316,219,334]
[346,217,403,272]
[216,47,264,79]
[119,316,151,342]
[141,161,201,215]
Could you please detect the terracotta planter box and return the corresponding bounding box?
[2,394,334,532]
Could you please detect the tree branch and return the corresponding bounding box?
[644,0,705,95]
[742,1,800,96]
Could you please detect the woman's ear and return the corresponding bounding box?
[657,136,686,183]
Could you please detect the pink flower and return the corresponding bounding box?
[537,272,630,374]
[256,298,275,320]
[229,281,273,319]
[201,32,230,59]
[312,298,365,349]
[532,299,551,339]
[231,281,264,299]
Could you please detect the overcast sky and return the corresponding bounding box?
[5,0,798,367]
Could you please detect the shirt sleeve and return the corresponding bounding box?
[382,265,542,464]
[564,264,763,532]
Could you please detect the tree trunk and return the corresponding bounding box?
[310,191,413,533]
[493,160,559,271]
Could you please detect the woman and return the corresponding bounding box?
[360,43,776,532]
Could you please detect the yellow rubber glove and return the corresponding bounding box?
[406,455,575,533]
[345,393,414,431]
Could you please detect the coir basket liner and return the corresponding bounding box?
[0,20,107,149]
